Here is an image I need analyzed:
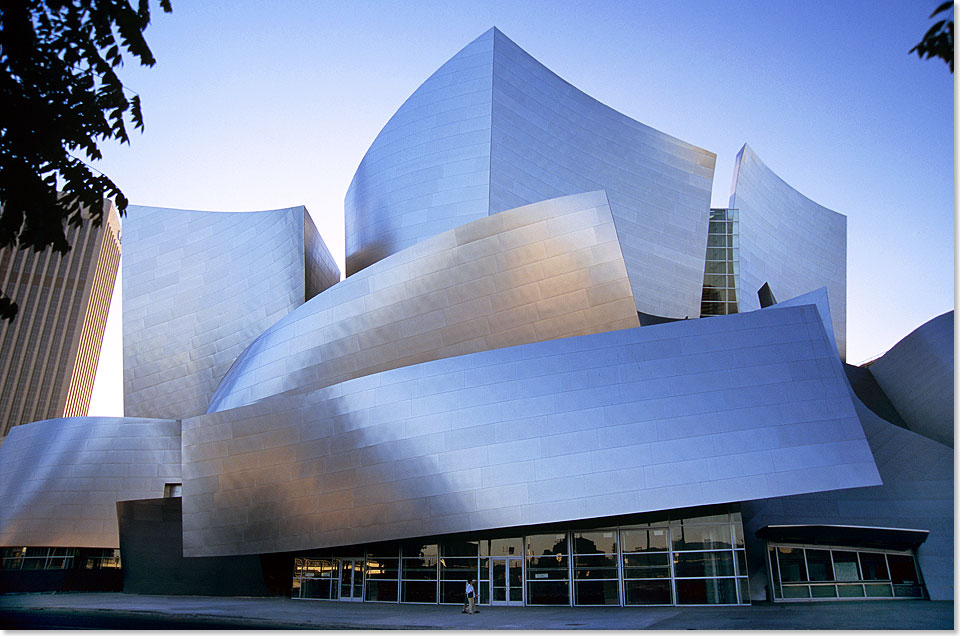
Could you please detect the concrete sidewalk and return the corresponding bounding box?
[0,592,953,630]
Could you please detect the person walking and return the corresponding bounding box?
[465,579,477,615]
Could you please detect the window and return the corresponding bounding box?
[163,483,182,497]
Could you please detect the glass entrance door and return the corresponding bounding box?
[339,559,364,601]
[490,557,523,605]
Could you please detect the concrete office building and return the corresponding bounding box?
[0,201,121,442]
[0,29,951,607]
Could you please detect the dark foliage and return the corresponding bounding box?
[909,1,954,72]
[0,0,171,320]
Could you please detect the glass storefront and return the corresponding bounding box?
[767,543,926,601]
[700,208,740,317]
[291,510,750,606]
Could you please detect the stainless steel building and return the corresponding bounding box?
[0,29,951,605]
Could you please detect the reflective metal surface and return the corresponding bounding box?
[209,192,639,412]
[867,311,953,447]
[729,144,847,358]
[181,304,880,557]
[0,416,180,548]
[345,28,716,320]
[123,205,339,420]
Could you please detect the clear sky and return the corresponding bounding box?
[88,0,955,416]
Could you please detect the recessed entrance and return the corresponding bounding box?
[490,557,523,605]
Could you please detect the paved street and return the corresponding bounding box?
[0,593,953,630]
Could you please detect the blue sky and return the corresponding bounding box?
[88,0,954,415]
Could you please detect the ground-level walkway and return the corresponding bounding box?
[0,592,953,630]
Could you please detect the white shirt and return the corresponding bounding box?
[465,582,475,597]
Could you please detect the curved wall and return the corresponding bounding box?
[487,28,715,320]
[345,28,716,320]
[182,304,879,558]
[123,205,339,420]
[210,192,639,412]
[0,417,180,549]
[344,29,494,276]
[730,144,847,358]
[742,397,953,600]
[867,311,953,447]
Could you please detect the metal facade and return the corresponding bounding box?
[181,304,880,558]
[0,416,180,548]
[122,205,339,420]
[867,311,954,447]
[209,192,639,412]
[730,144,847,359]
[345,28,716,320]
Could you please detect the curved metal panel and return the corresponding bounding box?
[867,311,953,447]
[487,28,715,320]
[742,396,953,599]
[182,304,879,557]
[730,144,847,359]
[209,191,639,412]
[344,29,494,276]
[0,416,180,548]
[345,28,716,320]
[123,205,339,420]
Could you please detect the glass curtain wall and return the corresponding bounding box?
[291,510,750,606]
[768,544,926,600]
[700,208,740,317]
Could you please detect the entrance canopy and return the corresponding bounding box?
[757,525,929,551]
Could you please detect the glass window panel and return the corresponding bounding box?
[737,577,750,603]
[625,579,672,605]
[623,552,670,579]
[365,558,399,579]
[676,578,739,604]
[402,580,437,603]
[574,554,617,569]
[526,560,569,577]
[705,261,727,274]
[811,584,838,598]
[442,540,478,557]
[439,557,477,572]
[401,557,437,580]
[859,553,889,580]
[735,550,747,576]
[768,548,781,598]
[837,583,865,597]
[365,580,398,602]
[25,548,48,558]
[574,580,620,605]
[301,578,334,599]
[864,583,893,597]
[526,533,567,557]
[488,538,522,557]
[781,585,811,598]
[621,527,669,552]
[777,547,807,582]
[574,566,619,580]
[832,551,860,581]
[572,530,616,555]
[893,584,924,598]
[707,234,727,247]
[701,302,725,316]
[675,551,735,578]
[887,554,919,585]
[526,580,569,605]
[441,581,468,604]
[805,550,834,581]
[365,543,399,559]
[402,543,437,558]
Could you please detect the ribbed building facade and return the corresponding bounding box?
[0,201,121,440]
[0,28,951,607]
